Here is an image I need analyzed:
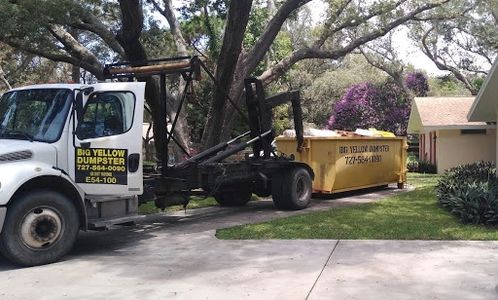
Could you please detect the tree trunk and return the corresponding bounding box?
[71,64,80,83]
[219,72,248,142]
[117,0,190,163]
[200,0,253,149]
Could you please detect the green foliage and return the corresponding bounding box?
[407,160,418,172]
[272,104,292,135]
[186,77,216,143]
[179,0,228,57]
[283,54,386,127]
[0,43,77,89]
[140,21,176,59]
[408,160,437,174]
[243,2,269,49]
[427,75,471,97]
[436,162,498,225]
[0,0,121,64]
[471,77,486,92]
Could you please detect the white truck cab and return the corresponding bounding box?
[0,82,145,266]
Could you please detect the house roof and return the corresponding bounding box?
[407,97,495,134]
[468,57,498,122]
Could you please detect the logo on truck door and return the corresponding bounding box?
[75,147,128,184]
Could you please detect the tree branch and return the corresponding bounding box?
[315,0,408,48]
[70,12,126,58]
[412,4,474,21]
[491,0,498,26]
[0,65,11,90]
[244,0,311,73]
[420,27,478,95]
[5,53,33,81]
[259,0,450,84]
[150,0,188,56]
[314,0,354,47]
[47,24,102,71]
[359,45,408,94]
[3,38,104,79]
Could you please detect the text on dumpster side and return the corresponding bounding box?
[338,144,390,165]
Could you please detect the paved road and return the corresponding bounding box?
[0,186,497,299]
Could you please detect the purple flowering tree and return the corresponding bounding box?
[327,80,411,135]
[405,71,429,96]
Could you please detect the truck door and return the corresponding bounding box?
[70,82,145,196]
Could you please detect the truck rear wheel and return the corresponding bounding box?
[214,188,252,207]
[272,167,312,210]
[0,190,79,267]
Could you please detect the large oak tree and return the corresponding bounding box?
[0,0,452,158]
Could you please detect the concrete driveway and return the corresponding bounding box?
[0,186,497,300]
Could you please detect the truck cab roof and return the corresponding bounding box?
[8,83,91,92]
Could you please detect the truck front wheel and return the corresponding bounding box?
[272,167,312,210]
[0,190,79,267]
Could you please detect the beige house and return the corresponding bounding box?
[468,57,498,164]
[408,97,496,174]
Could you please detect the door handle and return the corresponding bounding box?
[128,153,140,172]
[80,142,91,148]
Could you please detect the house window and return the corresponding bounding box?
[460,129,487,135]
[460,129,486,134]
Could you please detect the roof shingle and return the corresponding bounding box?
[414,97,488,127]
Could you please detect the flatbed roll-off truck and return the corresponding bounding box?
[0,56,314,266]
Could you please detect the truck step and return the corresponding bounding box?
[88,214,146,230]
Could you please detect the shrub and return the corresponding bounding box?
[406,71,429,97]
[407,160,418,172]
[436,161,498,225]
[417,160,437,174]
[406,160,437,173]
[327,80,411,135]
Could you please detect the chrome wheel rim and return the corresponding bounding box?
[20,207,63,249]
[296,177,307,200]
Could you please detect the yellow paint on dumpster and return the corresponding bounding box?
[275,136,408,194]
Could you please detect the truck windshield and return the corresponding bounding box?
[0,89,72,143]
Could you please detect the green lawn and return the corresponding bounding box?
[138,196,218,214]
[216,173,498,240]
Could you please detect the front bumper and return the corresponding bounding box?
[0,206,6,234]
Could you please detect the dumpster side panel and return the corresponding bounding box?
[332,138,403,191]
[276,137,407,194]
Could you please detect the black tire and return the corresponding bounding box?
[0,190,80,267]
[214,188,252,207]
[272,167,312,210]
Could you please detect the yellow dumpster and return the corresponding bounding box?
[275,136,408,194]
